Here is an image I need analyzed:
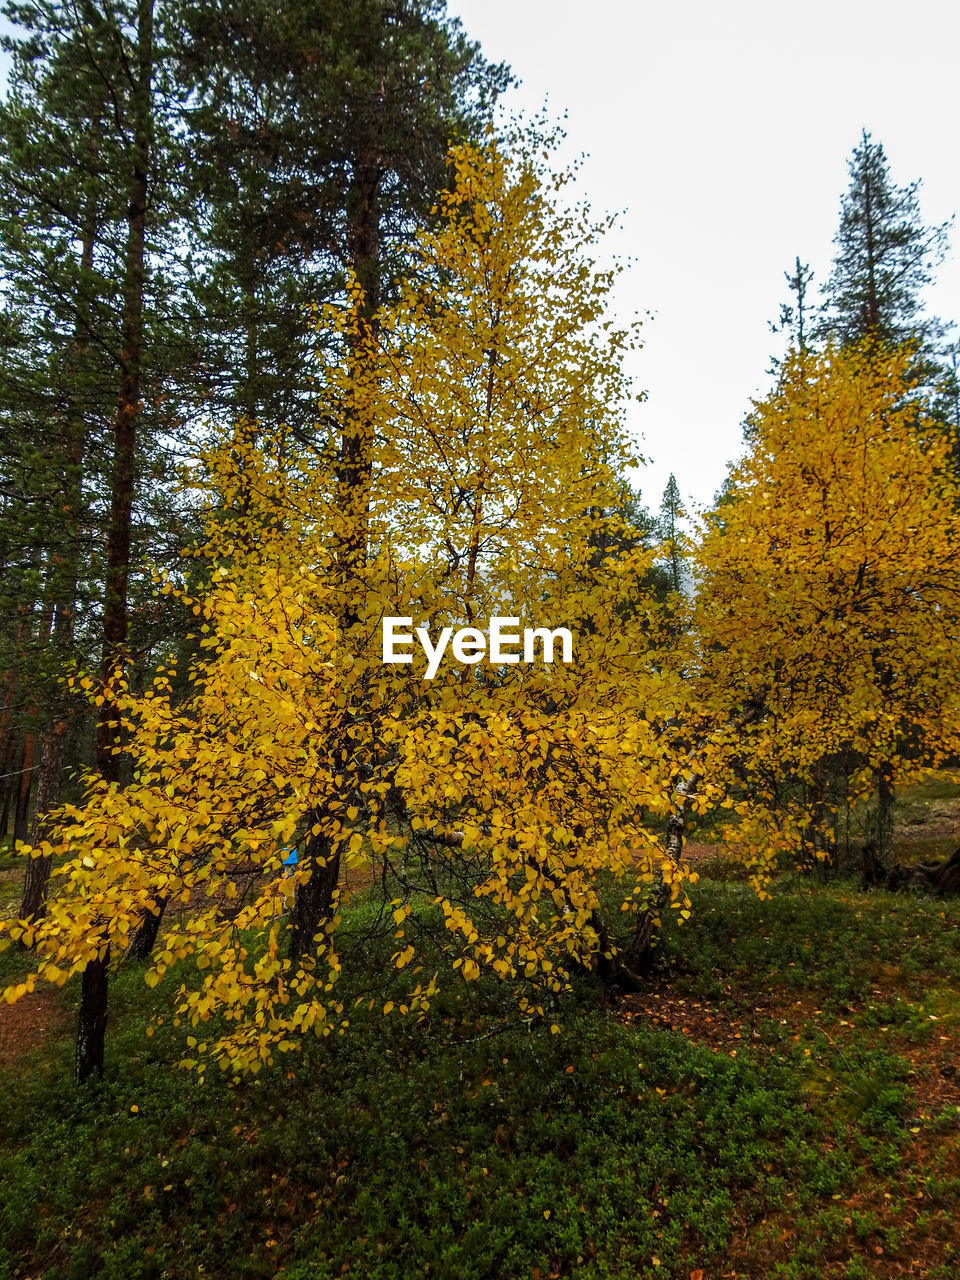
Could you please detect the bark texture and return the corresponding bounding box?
[19,719,66,922]
[288,833,341,964]
[75,947,109,1082]
[79,0,153,1085]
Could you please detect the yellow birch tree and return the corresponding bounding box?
[0,131,695,1078]
[691,342,960,885]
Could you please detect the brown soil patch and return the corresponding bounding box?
[679,842,745,883]
[897,798,960,844]
[681,842,721,865]
[0,985,71,1067]
[617,983,826,1055]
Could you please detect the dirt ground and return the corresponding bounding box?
[0,984,71,1067]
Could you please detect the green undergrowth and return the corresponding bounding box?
[0,878,958,1278]
[660,877,960,1013]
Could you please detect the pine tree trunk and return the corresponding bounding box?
[80,0,154,1085]
[0,764,8,842]
[19,718,66,923]
[96,0,152,782]
[15,590,55,847]
[0,673,18,838]
[0,733,17,838]
[13,731,34,843]
[1,733,24,839]
[22,202,93,927]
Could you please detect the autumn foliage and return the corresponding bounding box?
[0,135,695,1075]
[691,343,960,881]
[2,140,958,1082]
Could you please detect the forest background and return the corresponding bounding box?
[0,5,959,1277]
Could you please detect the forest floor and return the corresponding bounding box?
[1,774,959,1279]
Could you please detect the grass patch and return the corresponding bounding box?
[1,877,960,1277]
[660,878,960,1011]
[896,773,960,809]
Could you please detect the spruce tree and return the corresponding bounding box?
[659,473,685,594]
[173,0,510,438]
[820,130,951,372]
[805,133,954,877]
[771,256,815,356]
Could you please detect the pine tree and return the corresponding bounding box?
[0,0,510,1079]
[771,256,815,355]
[820,130,951,372]
[0,4,117,871]
[658,473,685,594]
[0,0,197,1080]
[173,0,510,438]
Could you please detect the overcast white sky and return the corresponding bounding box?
[448,0,960,514]
[2,3,958,515]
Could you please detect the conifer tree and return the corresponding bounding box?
[173,0,510,436]
[695,344,960,882]
[820,130,951,375]
[658,473,685,594]
[0,0,196,1079]
[0,4,111,840]
[0,134,692,1077]
[0,0,510,1081]
[771,256,815,356]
